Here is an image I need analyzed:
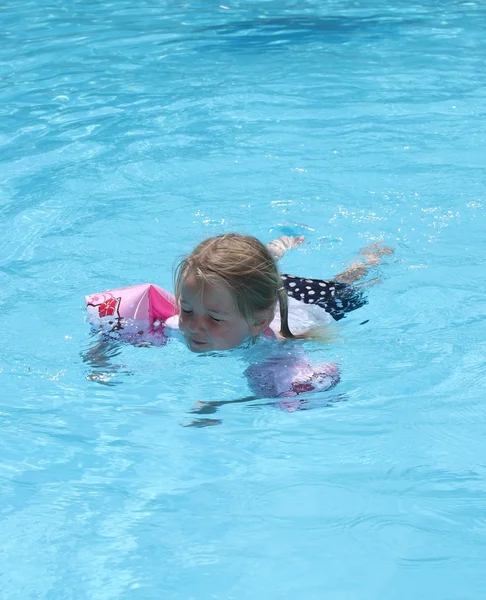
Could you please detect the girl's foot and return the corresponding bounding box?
[267,235,305,259]
[334,243,394,284]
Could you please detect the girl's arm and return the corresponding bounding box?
[81,334,128,384]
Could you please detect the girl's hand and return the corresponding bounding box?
[190,400,219,415]
[183,418,222,428]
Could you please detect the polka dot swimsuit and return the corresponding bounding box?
[281,274,367,321]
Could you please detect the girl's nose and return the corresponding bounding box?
[188,314,205,333]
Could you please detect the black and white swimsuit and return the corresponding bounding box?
[281,274,366,321]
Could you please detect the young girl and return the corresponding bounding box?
[171,233,389,351]
[84,233,391,410]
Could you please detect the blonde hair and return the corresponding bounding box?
[175,233,305,340]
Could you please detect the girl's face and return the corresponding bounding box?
[178,274,272,353]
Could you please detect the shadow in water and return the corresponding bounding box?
[189,13,420,52]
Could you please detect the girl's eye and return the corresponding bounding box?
[210,316,222,323]
[181,308,192,314]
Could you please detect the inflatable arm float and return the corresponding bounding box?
[85,283,177,342]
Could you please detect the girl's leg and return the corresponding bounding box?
[281,243,393,320]
[333,243,394,284]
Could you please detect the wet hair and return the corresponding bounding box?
[174,233,301,340]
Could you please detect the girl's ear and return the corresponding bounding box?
[249,309,274,336]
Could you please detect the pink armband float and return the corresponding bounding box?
[85,283,178,343]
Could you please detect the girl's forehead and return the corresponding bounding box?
[181,273,237,313]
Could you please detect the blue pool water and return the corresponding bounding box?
[1,0,486,597]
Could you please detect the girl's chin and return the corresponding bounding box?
[184,335,247,353]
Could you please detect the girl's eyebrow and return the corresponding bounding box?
[180,298,230,316]
[207,307,230,315]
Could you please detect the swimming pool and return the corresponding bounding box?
[1,0,486,597]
